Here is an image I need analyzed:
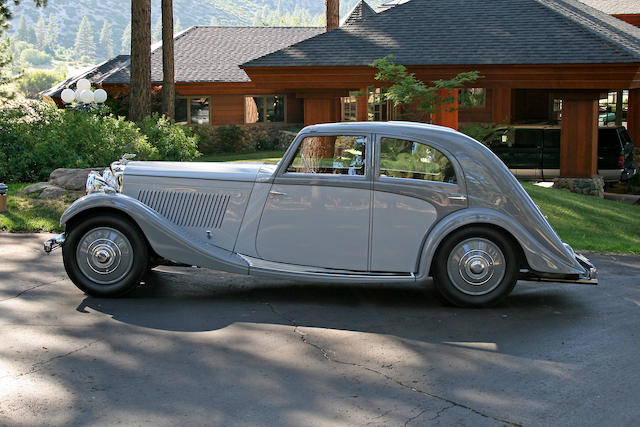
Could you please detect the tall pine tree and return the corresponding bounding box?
[44,12,58,50]
[15,15,36,44]
[74,16,95,59]
[120,22,131,54]
[98,20,114,59]
[35,15,45,48]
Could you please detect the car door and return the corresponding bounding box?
[255,133,371,271]
[370,135,467,273]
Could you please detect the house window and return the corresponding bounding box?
[552,99,562,122]
[245,95,286,123]
[459,88,486,109]
[175,96,210,125]
[341,93,358,121]
[368,88,395,121]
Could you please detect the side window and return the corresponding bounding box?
[514,129,542,148]
[286,135,366,176]
[379,138,457,184]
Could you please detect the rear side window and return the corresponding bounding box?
[286,135,366,175]
[598,129,621,150]
[618,128,632,145]
[379,137,457,184]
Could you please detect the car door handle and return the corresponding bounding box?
[448,196,467,201]
[269,190,288,197]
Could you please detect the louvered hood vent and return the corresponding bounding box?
[138,189,230,229]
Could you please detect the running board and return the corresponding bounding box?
[238,254,416,283]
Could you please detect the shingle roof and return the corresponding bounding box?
[341,1,377,26]
[150,26,323,83]
[41,55,130,97]
[43,26,323,97]
[578,0,640,15]
[243,0,640,68]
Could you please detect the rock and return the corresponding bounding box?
[39,185,67,199]
[23,182,51,194]
[552,175,604,198]
[49,168,103,191]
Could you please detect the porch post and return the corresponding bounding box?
[559,91,599,178]
[491,88,511,124]
[357,87,368,121]
[430,89,459,130]
[628,88,640,147]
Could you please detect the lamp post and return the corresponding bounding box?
[60,78,108,110]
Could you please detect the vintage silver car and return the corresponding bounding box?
[44,122,597,307]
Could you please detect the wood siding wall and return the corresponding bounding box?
[211,94,244,125]
[613,14,640,28]
[560,93,599,177]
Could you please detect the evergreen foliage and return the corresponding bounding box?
[120,22,130,54]
[44,12,57,49]
[15,15,36,43]
[34,15,45,48]
[73,15,95,59]
[98,20,113,59]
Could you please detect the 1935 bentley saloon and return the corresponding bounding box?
[44,122,597,307]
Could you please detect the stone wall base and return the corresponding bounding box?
[552,175,604,198]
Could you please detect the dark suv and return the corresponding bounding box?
[483,125,637,182]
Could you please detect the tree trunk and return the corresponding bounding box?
[325,0,339,31]
[129,0,151,122]
[161,0,175,120]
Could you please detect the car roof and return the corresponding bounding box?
[303,121,462,136]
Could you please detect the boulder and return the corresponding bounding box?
[49,168,103,191]
[38,185,67,199]
[23,182,51,194]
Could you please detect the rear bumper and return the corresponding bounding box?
[521,253,598,285]
[621,165,638,182]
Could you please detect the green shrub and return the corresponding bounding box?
[139,113,201,161]
[0,103,203,182]
[20,48,52,66]
[16,69,66,98]
[197,125,246,154]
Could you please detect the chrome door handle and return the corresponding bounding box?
[448,196,467,201]
[269,190,288,197]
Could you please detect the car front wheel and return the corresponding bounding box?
[432,226,519,307]
[62,215,149,297]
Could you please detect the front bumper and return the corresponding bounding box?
[43,233,66,254]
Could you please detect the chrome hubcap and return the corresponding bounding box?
[77,227,133,285]
[446,238,506,296]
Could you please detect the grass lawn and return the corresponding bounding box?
[0,183,81,233]
[522,182,640,254]
[2,166,639,255]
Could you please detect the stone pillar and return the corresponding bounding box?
[559,92,599,178]
[430,89,459,130]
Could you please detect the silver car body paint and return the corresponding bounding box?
[60,121,589,282]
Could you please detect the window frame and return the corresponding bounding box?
[244,94,287,124]
[175,95,211,126]
[368,88,396,121]
[373,134,462,189]
[276,132,372,182]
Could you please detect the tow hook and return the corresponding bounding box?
[44,233,66,254]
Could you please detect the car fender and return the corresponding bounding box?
[415,207,585,281]
[61,193,249,274]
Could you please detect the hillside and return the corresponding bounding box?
[6,0,382,55]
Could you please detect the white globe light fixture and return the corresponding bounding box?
[93,89,107,104]
[76,78,91,91]
[60,88,75,104]
[79,89,94,104]
[75,90,83,102]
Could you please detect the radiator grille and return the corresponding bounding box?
[138,189,230,229]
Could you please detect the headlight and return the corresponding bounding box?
[86,170,117,194]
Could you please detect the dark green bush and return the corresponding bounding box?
[139,113,200,161]
[0,103,201,183]
[20,48,52,66]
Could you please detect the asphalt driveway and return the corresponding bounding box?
[1,233,639,426]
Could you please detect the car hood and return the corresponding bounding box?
[124,161,275,182]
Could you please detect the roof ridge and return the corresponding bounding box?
[534,0,640,59]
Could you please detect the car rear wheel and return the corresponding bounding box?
[62,215,149,297]
[432,226,519,307]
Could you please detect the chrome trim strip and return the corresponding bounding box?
[238,254,415,281]
[43,233,66,254]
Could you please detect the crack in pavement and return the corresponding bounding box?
[0,278,67,303]
[428,404,455,424]
[1,340,99,380]
[265,302,522,427]
[404,408,428,426]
